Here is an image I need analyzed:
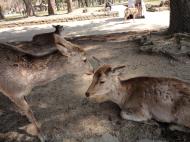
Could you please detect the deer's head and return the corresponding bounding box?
[85,64,125,103]
[53,25,64,35]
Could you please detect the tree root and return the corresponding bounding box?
[139,32,190,63]
[139,45,182,62]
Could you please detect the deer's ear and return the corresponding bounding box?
[110,65,125,76]
[111,65,125,73]
[88,56,103,72]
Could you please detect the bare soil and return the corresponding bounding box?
[0,31,190,142]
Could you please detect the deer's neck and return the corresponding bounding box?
[55,30,61,35]
[109,78,127,108]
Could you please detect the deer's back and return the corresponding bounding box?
[125,8,138,15]
[0,46,66,97]
[0,46,32,96]
[123,77,190,123]
[32,32,56,45]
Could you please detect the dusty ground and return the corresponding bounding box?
[0,31,190,142]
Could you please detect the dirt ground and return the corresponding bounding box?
[0,31,190,142]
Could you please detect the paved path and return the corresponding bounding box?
[0,11,169,42]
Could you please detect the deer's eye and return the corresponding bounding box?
[100,80,105,84]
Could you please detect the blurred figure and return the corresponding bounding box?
[105,0,112,11]
[135,0,142,17]
[135,0,146,18]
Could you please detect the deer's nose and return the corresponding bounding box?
[83,57,87,62]
[85,92,90,97]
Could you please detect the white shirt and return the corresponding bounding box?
[141,0,146,17]
[128,0,135,8]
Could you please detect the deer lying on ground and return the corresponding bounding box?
[32,25,64,45]
[11,25,78,58]
[124,7,138,21]
[9,25,64,57]
[0,37,90,142]
[86,64,190,131]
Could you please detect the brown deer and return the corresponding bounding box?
[86,64,190,132]
[124,7,138,21]
[0,37,89,142]
[32,25,64,45]
[11,25,80,58]
[9,25,65,57]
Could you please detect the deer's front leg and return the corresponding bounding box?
[120,107,151,122]
[9,96,46,142]
[169,124,190,133]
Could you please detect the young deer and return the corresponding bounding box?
[32,25,64,45]
[86,64,190,131]
[0,38,89,142]
[124,7,138,21]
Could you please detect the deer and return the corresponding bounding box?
[124,7,139,21]
[0,36,91,142]
[10,25,78,58]
[85,63,190,132]
[9,25,65,57]
[32,25,64,46]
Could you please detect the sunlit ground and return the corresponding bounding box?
[0,10,169,42]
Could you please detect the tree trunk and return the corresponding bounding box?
[67,0,73,13]
[169,0,190,33]
[0,6,4,20]
[48,0,56,15]
[91,0,94,6]
[23,0,35,16]
[78,0,81,7]
[85,0,89,6]
[55,0,60,11]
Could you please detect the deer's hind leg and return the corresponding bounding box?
[7,94,46,142]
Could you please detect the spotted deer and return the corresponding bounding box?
[86,64,190,131]
[124,7,138,21]
[0,37,90,142]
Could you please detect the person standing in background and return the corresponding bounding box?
[135,0,146,18]
[135,0,142,17]
[141,0,146,18]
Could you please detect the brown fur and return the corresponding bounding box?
[32,25,64,46]
[0,39,88,142]
[124,7,138,21]
[94,64,111,76]
[86,65,190,130]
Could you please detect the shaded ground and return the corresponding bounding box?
[0,31,190,142]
